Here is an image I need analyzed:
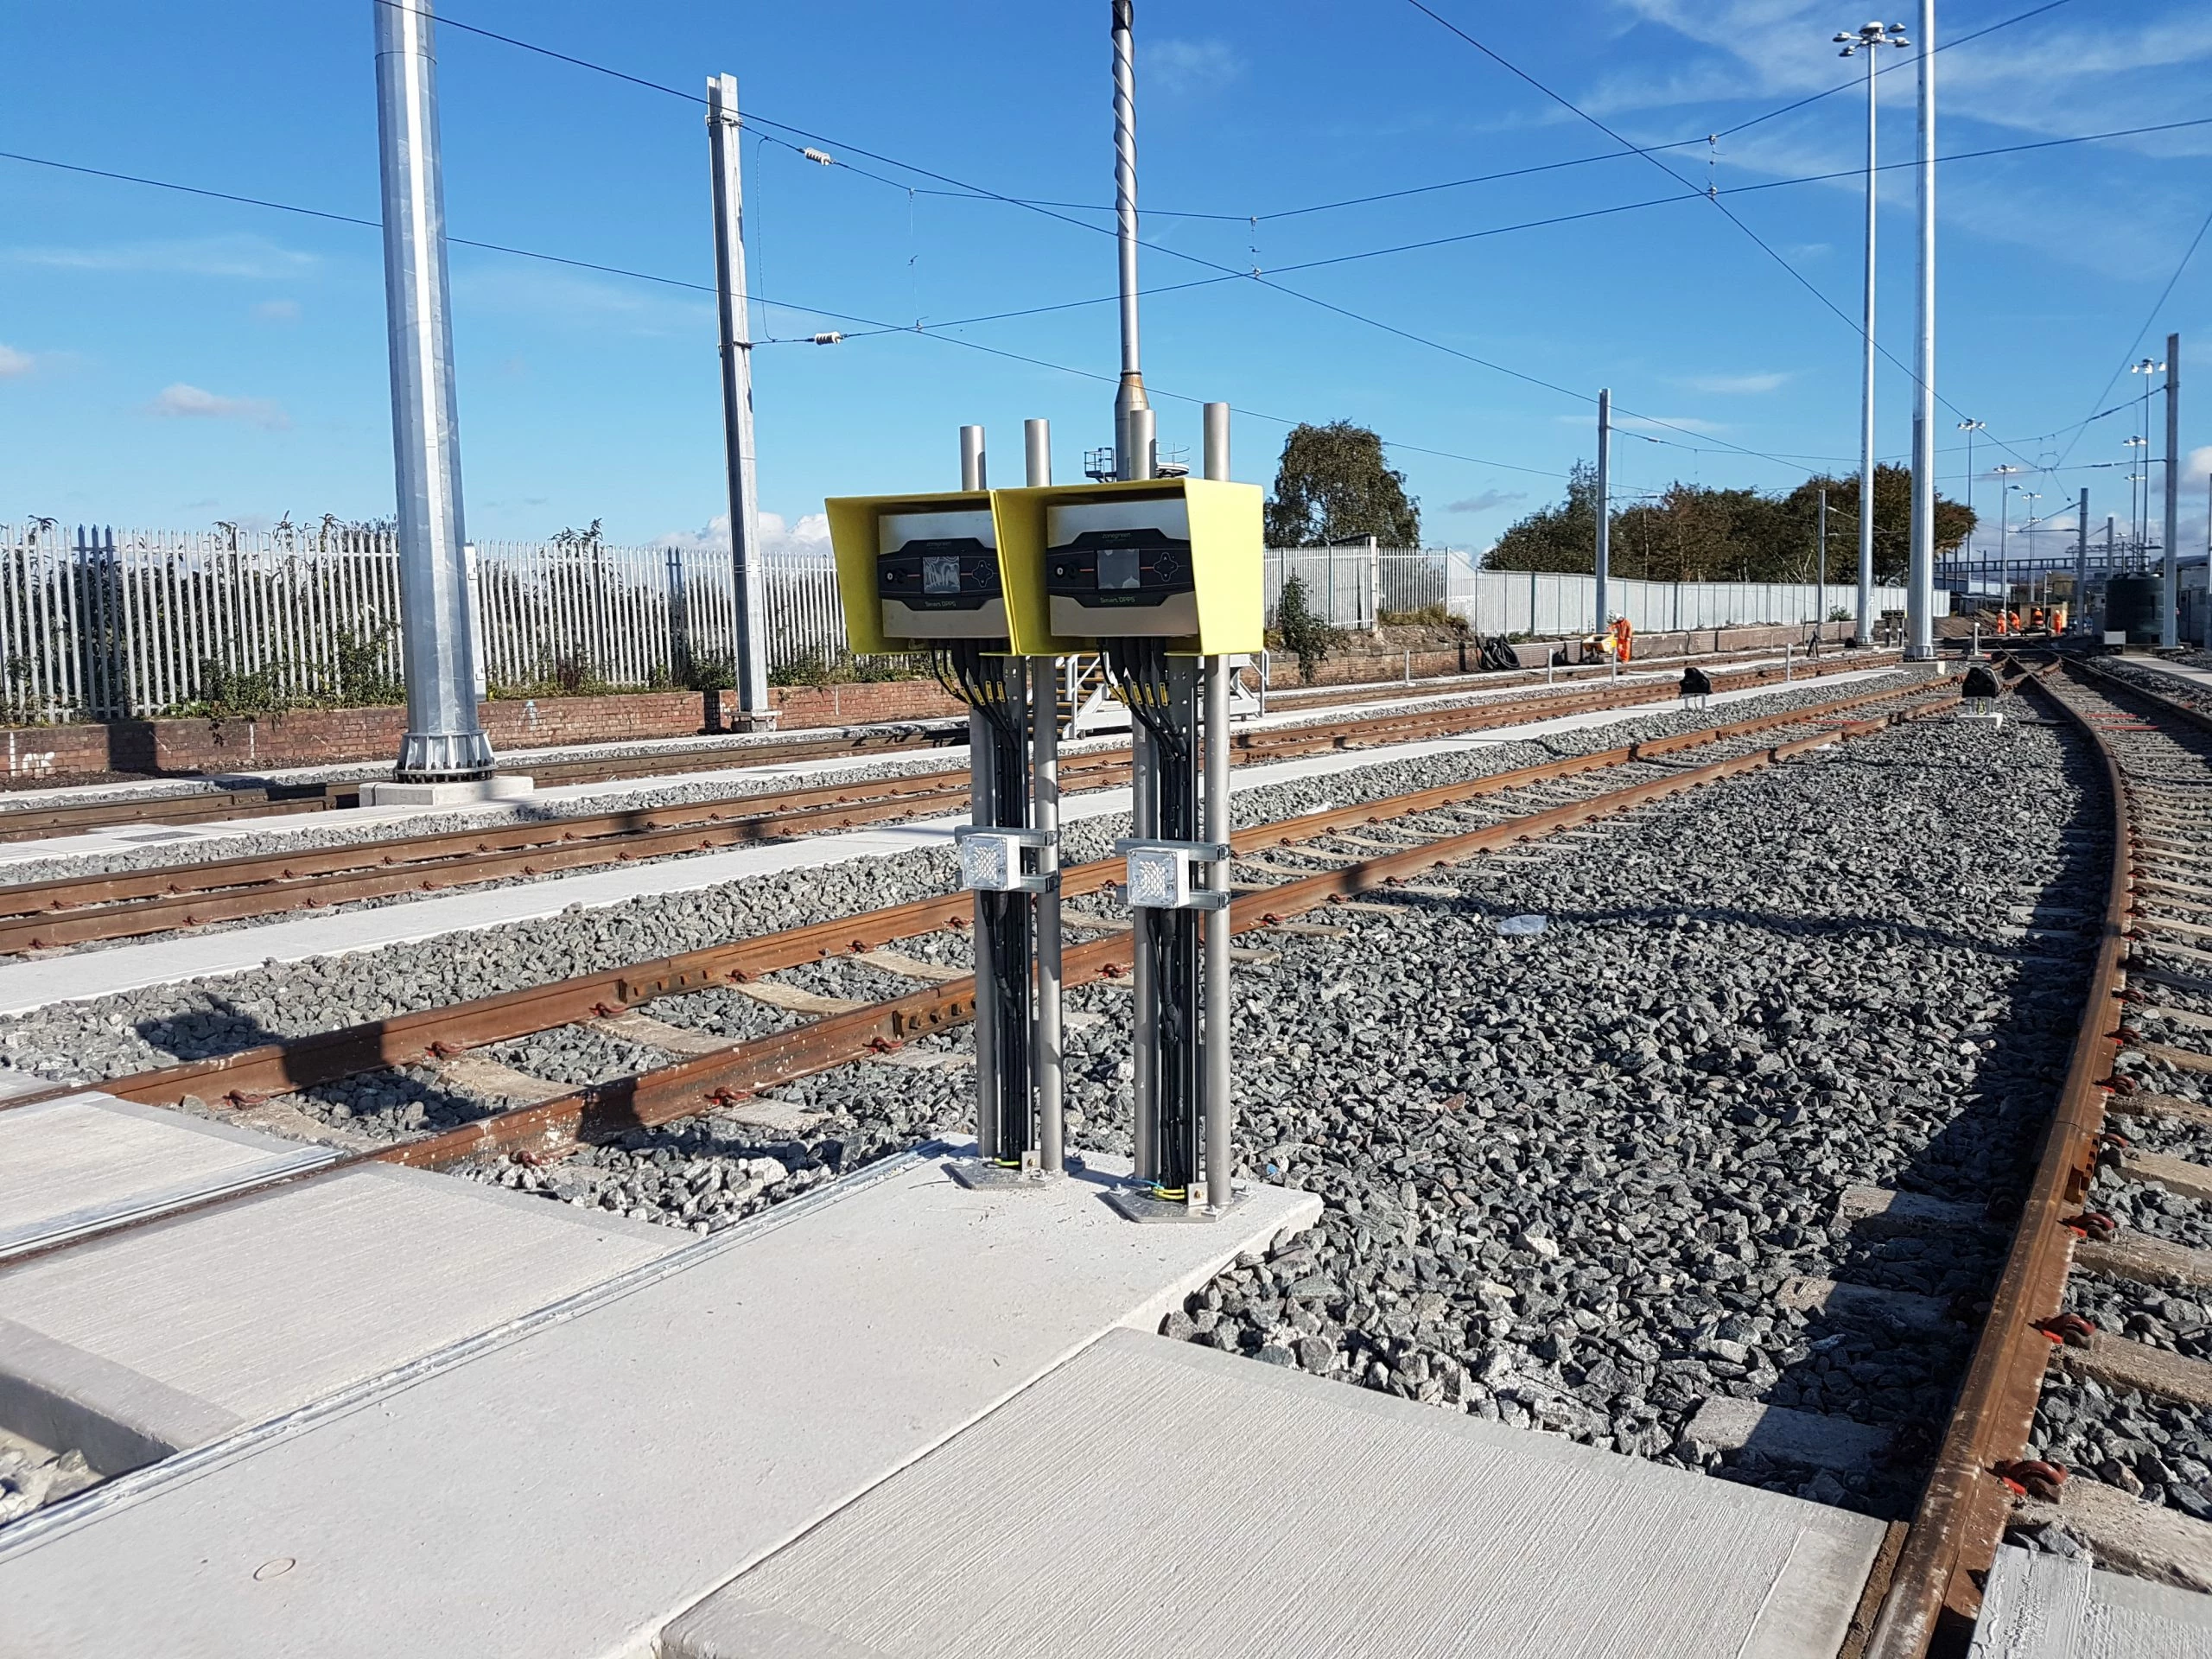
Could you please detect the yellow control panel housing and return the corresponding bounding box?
[990,478,1263,656]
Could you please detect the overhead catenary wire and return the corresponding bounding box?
[1402,0,2050,477]
[362,0,2143,479]
[2052,195,2212,473]
[17,2,2173,507]
[0,145,1567,483]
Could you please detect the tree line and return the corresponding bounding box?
[1485,461,1975,585]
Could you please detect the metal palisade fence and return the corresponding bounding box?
[1268,543,1908,637]
[0,524,849,722]
[0,524,1910,725]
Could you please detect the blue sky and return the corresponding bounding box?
[3,0,2208,569]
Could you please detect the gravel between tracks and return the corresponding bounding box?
[0,672,1921,1086]
[489,695,2095,1523]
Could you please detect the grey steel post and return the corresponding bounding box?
[2164,332,2182,648]
[1027,418,1064,1175]
[1126,407,1156,481]
[1203,653,1233,1210]
[374,0,493,781]
[1200,401,1233,1205]
[1594,388,1611,633]
[1854,33,1878,645]
[1129,714,1156,1178]
[1202,402,1230,480]
[1906,0,1936,659]
[1109,0,1150,479]
[2075,488,2089,632]
[969,702,999,1162]
[957,429,998,1158]
[1817,487,1829,644]
[707,74,771,720]
[1025,418,1052,490]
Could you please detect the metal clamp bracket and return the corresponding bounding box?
[953,824,1058,894]
[1115,837,1232,912]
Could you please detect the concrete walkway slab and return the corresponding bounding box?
[0,1094,331,1261]
[0,670,1896,1019]
[0,1147,1318,1659]
[1973,1543,2212,1657]
[0,1163,674,1473]
[667,1329,1885,1659]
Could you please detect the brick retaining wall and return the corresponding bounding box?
[2,619,1856,781]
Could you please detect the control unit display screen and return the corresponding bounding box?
[1044,497,1200,638]
[875,508,1007,639]
[1096,547,1144,591]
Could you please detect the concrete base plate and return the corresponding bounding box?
[665,1330,1887,1659]
[0,1144,1317,1658]
[359,773,534,806]
[1102,1182,1247,1224]
[944,1158,1049,1191]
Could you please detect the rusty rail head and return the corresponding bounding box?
[378,689,1959,1174]
[0,679,1956,1266]
[1863,668,2133,1658]
[58,678,1940,1116]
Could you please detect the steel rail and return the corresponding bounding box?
[373,690,1961,1173]
[0,681,1956,1272]
[45,679,1935,1117]
[0,788,324,844]
[1863,659,2133,1656]
[0,656,1895,955]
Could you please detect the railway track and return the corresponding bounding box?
[0,672,1960,1275]
[0,649,1894,955]
[1866,656,2212,1653]
[0,643,1891,849]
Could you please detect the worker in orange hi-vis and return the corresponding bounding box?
[1611,616,1633,664]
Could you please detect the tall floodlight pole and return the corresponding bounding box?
[708,74,771,720]
[1817,487,1830,640]
[1110,1,1152,480]
[1956,419,1984,589]
[1594,389,1612,634]
[1835,21,1910,645]
[375,0,493,783]
[1906,0,1936,659]
[2164,332,2182,648]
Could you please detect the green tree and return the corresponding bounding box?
[1269,575,1343,684]
[1484,462,1974,584]
[1783,467,1974,583]
[1484,461,1599,573]
[1264,422,1421,547]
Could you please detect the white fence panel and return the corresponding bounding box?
[0,524,863,722]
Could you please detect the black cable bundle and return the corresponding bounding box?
[929,645,1033,1166]
[1099,640,1202,1196]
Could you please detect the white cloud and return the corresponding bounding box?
[2188,445,2212,481]
[1446,490,1528,513]
[146,383,290,430]
[253,299,302,323]
[1142,39,1243,97]
[654,511,831,556]
[8,234,318,281]
[0,344,33,379]
[448,262,710,337]
[1682,371,1790,394]
[1559,411,1727,435]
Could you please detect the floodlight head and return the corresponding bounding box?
[1834,30,1852,40]
[1891,34,1910,46]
